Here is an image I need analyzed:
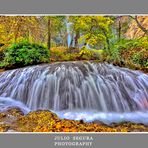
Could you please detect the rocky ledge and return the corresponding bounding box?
[0,108,148,132]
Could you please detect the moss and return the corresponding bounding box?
[0,109,148,132]
[11,110,148,132]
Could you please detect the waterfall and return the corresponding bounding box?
[66,22,72,48]
[0,97,30,113]
[0,61,148,124]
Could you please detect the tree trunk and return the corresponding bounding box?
[74,30,80,48]
[14,25,20,43]
[118,19,121,41]
[26,29,30,42]
[14,17,22,43]
[130,15,148,35]
[47,18,51,50]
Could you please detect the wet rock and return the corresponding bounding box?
[4,107,24,117]
[0,124,10,132]
[1,109,148,132]
[0,113,6,119]
[10,110,148,132]
[0,107,25,132]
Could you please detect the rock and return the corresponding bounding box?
[1,109,148,132]
[10,110,148,132]
[4,107,24,117]
[0,107,25,132]
[0,124,10,132]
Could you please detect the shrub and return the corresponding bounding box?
[50,47,80,61]
[108,37,148,67]
[79,46,103,60]
[50,46,67,61]
[1,41,49,69]
[131,49,148,66]
[50,46,103,61]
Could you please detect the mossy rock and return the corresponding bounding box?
[11,110,148,132]
[0,107,24,132]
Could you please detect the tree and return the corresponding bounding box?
[130,15,148,36]
[0,16,41,44]
[47,17,51,49]
[0,16,67,49]
[40,16,66,50]
[69,16,113,50]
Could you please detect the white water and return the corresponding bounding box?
[67,22,72,48]
[0,61,148,124]
[0,97,30,113]
[55,109,148,124]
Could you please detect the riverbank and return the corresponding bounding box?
[0,60,147,74]
[1,108,148,132]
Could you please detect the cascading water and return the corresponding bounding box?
[0,61,148,124]
[66,22,72,48]
[0,97,30,113]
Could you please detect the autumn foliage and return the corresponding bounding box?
[1,109,148,132]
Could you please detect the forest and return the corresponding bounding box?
[0,15,147,70]
[0,15,148,132]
